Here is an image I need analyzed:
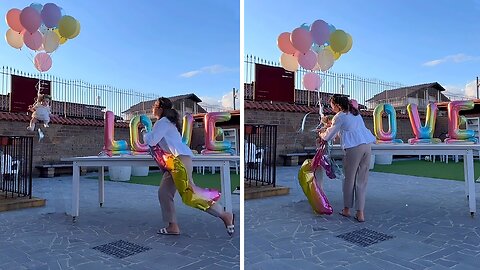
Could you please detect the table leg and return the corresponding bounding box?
[466,150,476,216]
[221,161,232,213]
[98,166,104,207]
[72,162,80,222]
[464,154,469,197]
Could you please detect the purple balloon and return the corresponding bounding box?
[23,31,43,50]
[291,27,312,53]
[41,3,62,28]
[303,72,322,91]
[298,50,317,70]
[20,7,41,33]
[310,20,330,46]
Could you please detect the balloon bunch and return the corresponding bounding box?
[5,3,81,72]
[277,19,353,91]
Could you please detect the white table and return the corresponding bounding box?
[62,155,240,221]
[307,143,480,216]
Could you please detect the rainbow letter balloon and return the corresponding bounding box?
[298,159,333,215]
[102,111,130,156]
[407,103,441,144]
[202,112,233,155]
[445,100,477,143]
[373,104,403,143]
[181,114,194,147]
[129,114,152,154]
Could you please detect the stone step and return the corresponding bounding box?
[244,184,290,200]
[0,192,46,212]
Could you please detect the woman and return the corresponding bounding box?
[143,97,234,235]
[319,94,375,222]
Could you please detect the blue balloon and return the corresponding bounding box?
[29,3,43,13]
[328,24,336,34]
[300,23,310,31]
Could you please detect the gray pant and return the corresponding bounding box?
[342,143,371,211]
[158,155,224,223]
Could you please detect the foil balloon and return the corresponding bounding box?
[149,145,221,210]
[445,100,477,143]
[181,114,194,147]
[373,104,403,143]
[407,103,441,144]
[311,141,336,179]
[298,159,333,215]
[202,112,232,153]
[102,111,130,156]
[129,114,152,154]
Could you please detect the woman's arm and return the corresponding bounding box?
[143,118,168,146]
[320,114,343,142]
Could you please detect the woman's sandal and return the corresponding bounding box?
[225,214,235,237]
[338,211,351,218]
[354,216,365,223]
[157,228,180,235]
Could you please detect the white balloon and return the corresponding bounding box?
[280,53,298,72]
[317,48,335,72]
[43,30,60,53]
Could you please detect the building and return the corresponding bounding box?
[365,82,450,113]
[121,93,207,121]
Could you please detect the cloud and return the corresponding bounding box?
[443,82,477,99]
[422,54,479,67]
[180,64,237,78]
[199,91,240,111]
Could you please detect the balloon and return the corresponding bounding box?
[5,29,23,49]
[6,8,24,33]
[23,31,43,50]
[34,52,53,72]
[341,32,353,54]
[329,30,349,53]
[58,15,78,39]
[317,48,334,71]
[311,142,336,179]
[29,3,43,13]
[181,114,194,146]
[102,111,130,156]
[311,43,323,53]
[373,103,403,143]
[298,50,317,70]
[41,3,62,28]
[38,24,49,35]
[350,99,359,110]
[445,100,477,143]
[149,145,220,211]
[291,27,312,53]
[280,53,298,72]
[53,28,67,44]
[203,112,232,152]
[299,23,310,31]
[129,114,153,154]
[328,24,336,34]
[20,7,42,33]
[69,20,81,39]
[298,159,333,215]
[277,32,296,54]
[325,45,341,60]
[310,20,330,46]
[43,30,60,53]
[303,72,322,91]
[407,103,441,144]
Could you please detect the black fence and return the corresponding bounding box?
[245,124,277,187]
[0,136,33,198]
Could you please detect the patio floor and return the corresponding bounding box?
[0,174,240,270]
[245,166,480,270]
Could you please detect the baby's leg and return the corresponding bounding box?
[27,118,37,131]
[43,119,50,128]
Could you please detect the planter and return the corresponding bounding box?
[375,154,392,165]
[131,166,149,177]
[108,166,131,181]
[369,155,375,170]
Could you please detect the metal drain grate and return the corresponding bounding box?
[92,240,151,259]
[336,228,394,247]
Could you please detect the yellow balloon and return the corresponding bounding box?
[325,46,341,60]
[70,20,81,39]
[341,33,353,54]
[58,15,77,39]
[54,28,68,45]
[329,30,348,53]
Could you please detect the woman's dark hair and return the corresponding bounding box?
[157,97,181,131]
[329,94,359,116]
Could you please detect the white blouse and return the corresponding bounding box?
[143,117,193,157]
[322,112,376,149]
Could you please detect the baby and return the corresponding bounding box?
[316,115,333,145]
[27,94,51,140]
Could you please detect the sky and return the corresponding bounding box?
[0,0,240,109]
[245,0,480,99]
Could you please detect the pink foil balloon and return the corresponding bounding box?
[291,27,313,53]
[277,32,297,55]
[298,50,317,70]
[19,7,41,33]
[34,52,52,72]
[298,159,333,215]
[23,31,42,50]
[6,8,24,33]
[102,111,130,156]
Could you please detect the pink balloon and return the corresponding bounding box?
[303,72,322,91]
[350,99,359,109]
[34,52,52,72]
[298,50,317,70]
[277,32,296,54]
[41,3,62,28]
[23,31,43,50]
[20,7,41,33]
[291,27,312,53]
[6,8,24,33]
[310,20,330,45]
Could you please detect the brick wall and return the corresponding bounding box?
[245,109,450,163]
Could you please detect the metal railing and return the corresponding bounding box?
[245,124,277,187]
[1,136,33,198]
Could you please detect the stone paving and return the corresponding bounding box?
[245,166,480,270]
[0,173,240,270]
